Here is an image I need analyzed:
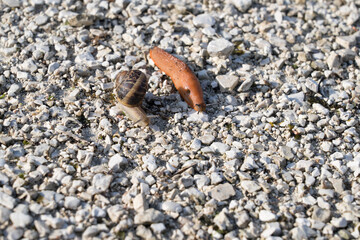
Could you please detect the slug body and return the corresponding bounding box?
[149,47,206,112]
[115,70,149,126]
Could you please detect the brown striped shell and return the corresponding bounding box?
[115,70,148,107]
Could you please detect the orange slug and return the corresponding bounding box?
[149,46,206,112]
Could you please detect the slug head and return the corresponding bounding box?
[179,87,206,112]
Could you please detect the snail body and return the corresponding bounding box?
[115,70,149,126]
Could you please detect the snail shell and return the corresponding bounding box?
[115,70,150,126]
[115,70,148,107]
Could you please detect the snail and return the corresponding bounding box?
[115,70,149,127]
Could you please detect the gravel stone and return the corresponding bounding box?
[240,180,261,193]
[237,76,254,92]
[336,35,356,49]
[207,38,234,57]
[10,212,33,228]
[161,201,182,213]
[34,220,50,237]
[34,143,50,156]
[216,75,239,92]
[91,174,113,193]
[199,135,215,145]
[193,14,215,27]
[5,227,24,240]
[312,103,329,115]
[8,84,21,97]
[259,210,277,222]
[107,205,124,223]
[305,78,319,93]
[210,142,230,154]
[3,0,21,7]
[151,223,166,234]
[64,196,81,210]
[134,208,165,224]
[142,154,157,172]
[0,206,11,222]
[21,59,38,73]
[136,225,154,239]
[190,139,202,151]
[230,0,253,12]
[327,52,341,69]
[279,146,294,160]
[108,154,128,172]
[209,183,236,201]
[214,211,233,231]
[48,62,60,74]
[312,206,331,222]
[91,206,106,218]
[331,217,347,228]
[236,211,250,228]
[35,15,49,25]
[82,224,108,238]
[0,192,16,209]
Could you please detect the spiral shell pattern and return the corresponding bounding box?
[115,70,148,107]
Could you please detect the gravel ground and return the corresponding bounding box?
[1,0,360,239]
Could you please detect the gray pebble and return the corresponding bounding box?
[199,135,215,145]
[259,210,277,222]
[216,75,239,92]
[91,206,107,218]
[151,223,166,234]
[337,49,356,62]
[240,180,261,193]
[279,146,294,160]
[210,172,223,185]
[207,38,234,57]
[214,211,233,231]
[194,175,210,189]
[134,208,165,224]
[10,212,33,228]
[35,15,49,25]
[161,201,182,213]
[193,14,215,27]
[142,154,157,172]
[209,183,235,201]
[3,0,21,7]
[312,103,329,115]
[331,217,347,228]
[305,78,319,92]
[34,220,50,237]
[336,35,356,49]
[82,224,108,238]
[92,174,113,193]
[0,192,16,209]
[327,52,341,69]
[4,227,24,240]
[8,84,21,97]
[108,154,128,172]
[34,143,50,156]
[182,132,192,142]
[210,142,230,154]
[21,59,38,73]
[230,0,253,12]
[0,205,11,222]
[312,206,331,222]
[48,62,60,74]
[107,205,124,222]
[64,196,81,210]
[237,76,254,92]
[190,139,202,151]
